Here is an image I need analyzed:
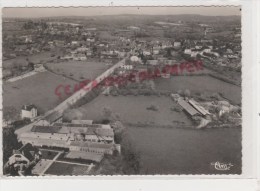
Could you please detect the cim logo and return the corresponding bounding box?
[211,161,233,171]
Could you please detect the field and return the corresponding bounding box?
[3,71,76,115]
[128,126,242,174]
[154,75,241,105]
[39,149,59,160]
[3,51,55,69]
[46,60,109,81]
[79,95,193,127]
[45,162,91,176]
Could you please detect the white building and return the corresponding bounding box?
[21,105,37,119]
[120,64,133,70]
[184,49,192,54]
[173,42,181,47]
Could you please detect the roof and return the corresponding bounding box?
[188,99,210,116]
[20,137,68,148]
[31,124,114,137]
[66,151,104,162]
[54,123,102,128]
[95,128,114,137]
[70,141,114,150]
[45,111,62,123]
[22,104,37,111]
[15,143,39,161]
[177,99,199,116]
[71,120,93,125]
[31,125,62,133]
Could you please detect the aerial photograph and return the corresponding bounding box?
[2,7,242,176]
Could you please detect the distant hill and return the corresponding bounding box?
[3,14,240,28]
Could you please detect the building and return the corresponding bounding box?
[36,111,62,126]
[18,121,119,163]
[71,120,93,125]
[21,104,37,119]
[69,141,114,155]
[20,122,115,145]
[173,42,181,47]
[7,143,41,175]
[120,64,133,70]
[177,98,200,117]
[188,99,211,116]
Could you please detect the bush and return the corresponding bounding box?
[146,104,159,111]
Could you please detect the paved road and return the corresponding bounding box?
[55,160,91,167]
[15,57,127,136]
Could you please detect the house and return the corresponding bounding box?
[21,104,37,119]
[171,93,181,102]
[147,60,159,66]
[7,143,41,174]
[73,53,87,61]
[120,64,133,70]
[173,41,181,47]
[152,46,161,55]
[184,49,192,54]
[71,41,79,45]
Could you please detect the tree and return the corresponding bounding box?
[3,128,22,165]
[102,107,113,121]
[63,109,83,122]
[184,89,191,97]
[177,89,183,96]
[3,106,19,122]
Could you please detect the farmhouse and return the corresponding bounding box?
[21,104,37,119]
[7,143,41,175]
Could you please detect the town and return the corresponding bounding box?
[3,9,242,176]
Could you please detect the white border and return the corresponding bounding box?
[0,0,259,190]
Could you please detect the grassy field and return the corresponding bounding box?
[3,51,55,69]
[155,75,241,105]
[46,60,108,81]
[128,126,242,174]
[45,162,90,175]
[79,95,193,127]
[39,150,59,160]
[3,71,75,115]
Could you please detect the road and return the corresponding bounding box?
[15,57,127,136]
[38,151,63,176]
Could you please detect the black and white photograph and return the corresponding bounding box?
[2,6,242,176]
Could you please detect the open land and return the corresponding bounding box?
[45,162,91,176]
[3,71,75,115]
[79,95,193,127]
[46,60,108,81]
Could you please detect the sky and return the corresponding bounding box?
[3,7,241,18]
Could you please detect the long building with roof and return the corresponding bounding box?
[18,121,120,163]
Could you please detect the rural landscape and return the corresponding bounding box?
[2,7,242,176]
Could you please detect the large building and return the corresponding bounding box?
[18,121,120,162]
